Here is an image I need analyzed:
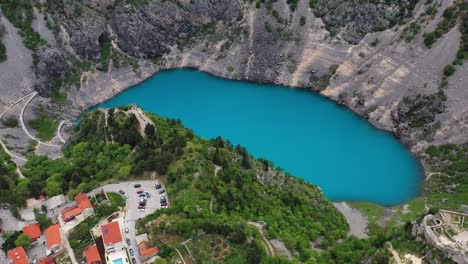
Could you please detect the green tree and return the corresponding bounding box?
[44,178,62,196]
[145,124,156,139]
[36,211,52,231]
[443,64,456,76]
[14,234,32,247]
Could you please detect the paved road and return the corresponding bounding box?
[99,180,167,264]
[0,92,35,162]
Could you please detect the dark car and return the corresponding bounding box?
[132,258,137,264]
[134,184,141,188]
[126,239,131,246]
[139,202,146,207]
[138,205,145,209]
[129,248,134,256]
[137,189,144,194]
[159,189,165,194]
[154,183,161,189]
[119,190,125,195]
[160,202,168,206]
[160,198,167,203]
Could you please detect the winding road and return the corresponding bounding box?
[18,92,61,148]
[0,91,66,166]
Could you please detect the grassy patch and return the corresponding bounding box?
[28,114,58,141]
[349,202,386,223]
[107,192,125,207]
[400,22,421,42]
[2,117,19,128]
[425,144,468,211]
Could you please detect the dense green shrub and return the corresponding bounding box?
[28,114,59,141]
[0,40,6,62]
[443,64,456,76]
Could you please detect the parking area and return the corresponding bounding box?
[96,180,168,264]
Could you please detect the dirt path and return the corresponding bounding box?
[56,120,67,143]
[63,230,79,264]
[247,221,275,257]
[210,165,222,214]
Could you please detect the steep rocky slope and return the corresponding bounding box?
[0,0,467,155]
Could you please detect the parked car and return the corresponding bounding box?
[129,248,134,256]
[161,205,168,208]
[145,192,151,198]
[126,239,131,246]
[160,198,167,203]
[137,189,144,194]
[119,190,125,195]
[124,194,129,199]
[138,208,145,212]
[134,184,141,188]
[159,189,165,194]
[139,202,146,207]
[132,258,137,264]
[125,228,129,233]
[160,202,168,206]
[138,206,145,209]
[154,183,161,189]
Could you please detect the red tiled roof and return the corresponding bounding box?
[101,221,122,245]
[22,223,41,240]
[38,256,55,264]
[61,193,94,221]
[45,224,62,250]
[139,241,158,257]
[84,245,102,264]
[61,205,82,222]
[75,193,93,209]
[7,247,29,264]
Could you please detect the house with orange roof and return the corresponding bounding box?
[45,224,63,255]
[22,223,41,241]
[7,247,29,264]
[138,241,159,261]
[85,245,102,264]
[38,256,55,264]
[101,221,127,264]
[61,193,94,223]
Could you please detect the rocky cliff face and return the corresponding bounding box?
[1,0,467,153]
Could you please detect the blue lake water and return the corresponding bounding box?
[93,68,422,205]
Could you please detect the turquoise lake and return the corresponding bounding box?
[94,68,422,205]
